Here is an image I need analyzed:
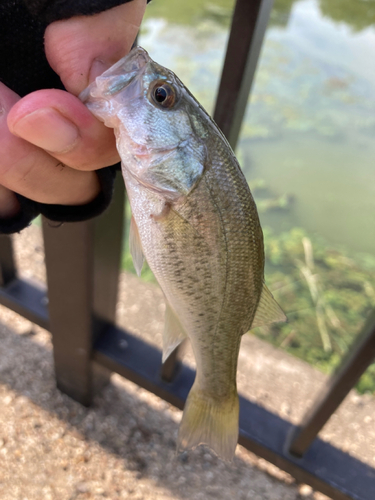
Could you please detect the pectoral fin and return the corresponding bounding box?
[249,283,287,330]
[162,302,187,363]
[129,215,144,277]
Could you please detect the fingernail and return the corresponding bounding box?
[12,108,79,153]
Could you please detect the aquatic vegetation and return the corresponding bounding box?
[320,0,375,32]
[243,35,375,144]
[257,193,294,213]
[144,0,234,27]
[257,227,375,393]
[145,0,375,33]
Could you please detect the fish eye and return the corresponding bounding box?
[150,80,176,109]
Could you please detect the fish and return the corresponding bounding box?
[80,47,286,461]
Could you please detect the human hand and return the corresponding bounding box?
[0,0,146,219]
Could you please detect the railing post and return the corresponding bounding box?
[42,173,125,405]
[213,0,274,150]
[0,234,16,286]
[288,309,375,457]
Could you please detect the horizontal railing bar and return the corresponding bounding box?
[0,277,49,330]
[93,324,191,410]
[94,324,374,500]
[1,274,373,499]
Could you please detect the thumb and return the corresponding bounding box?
[44,0,146,96]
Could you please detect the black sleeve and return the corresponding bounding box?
[0,0,137,234]
[23,0,138,24]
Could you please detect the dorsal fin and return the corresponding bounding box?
[250,283,287,330]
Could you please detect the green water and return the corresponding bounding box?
[141,0,375,253]
[138,0,375,388]
[244,135,375,252]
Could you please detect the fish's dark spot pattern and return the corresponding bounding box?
[130,97,264,402]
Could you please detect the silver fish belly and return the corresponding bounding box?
[81,46,286,460]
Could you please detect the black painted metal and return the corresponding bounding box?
[289,309,375,458]
[0,235,16,286]
[42,172,125,405]
[42,217,95,405]
[94,325,375,500]
[0,277,49,329]
[213,0,273,150]
[0,1,373,498]
[94,325,189,409]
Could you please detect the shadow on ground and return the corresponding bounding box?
[0,316,302,500]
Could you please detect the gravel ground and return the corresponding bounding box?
[1,223,374,500]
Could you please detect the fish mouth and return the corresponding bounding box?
[104,46,150,79]
[79,47,150,102]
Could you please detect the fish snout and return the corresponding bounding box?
[111,46,149,78]
[79,47,149,102]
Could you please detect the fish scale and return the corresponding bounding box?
[81,46,286,460]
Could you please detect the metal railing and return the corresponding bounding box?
[1,1,375,499]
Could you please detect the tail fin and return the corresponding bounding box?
[177,383,239,461]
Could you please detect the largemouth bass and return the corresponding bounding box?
[81,47,286,460]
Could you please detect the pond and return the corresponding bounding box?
[135,0,375,390]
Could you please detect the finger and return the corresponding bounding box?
[45,0,147,95]
[8,89,119,171]
[0,83,100,205]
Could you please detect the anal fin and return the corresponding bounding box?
[250,283,287,330]
[163,302,187,363]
